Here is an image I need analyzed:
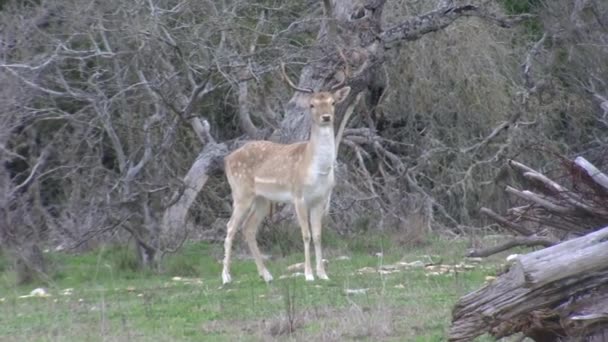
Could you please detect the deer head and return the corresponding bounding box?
[308,88,352,126]
[280,58,351,129]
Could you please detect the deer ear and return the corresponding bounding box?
[333,86,351,104]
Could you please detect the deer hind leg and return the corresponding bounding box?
[243,197,273,282]
[222,195,254,285]
[310,201,329,280]
[294,198,314,281]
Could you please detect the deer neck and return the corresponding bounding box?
[306,124,335,176]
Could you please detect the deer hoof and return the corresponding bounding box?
[222,270,232,285]
[317,273,330,281]
[261,270,274,283]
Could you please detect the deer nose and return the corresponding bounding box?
[321,115,331,122]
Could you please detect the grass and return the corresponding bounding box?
[0,234,509,341]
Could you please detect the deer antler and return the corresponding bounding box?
[330,48,350,91]
[280,61,314,93]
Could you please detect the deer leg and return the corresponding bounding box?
[222,196,254,285]
[243,197,273,283]
[310,200,329,280]
[294,198,314,281]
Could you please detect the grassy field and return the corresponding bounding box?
[0,234,509,341]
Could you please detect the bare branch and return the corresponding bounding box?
[335,92,363,155]
[574,156,608,192]
[124,113,162,183]
[330,48,350,91]
[381,5,533,46]
[461,112,522,154]
[1,66,66,97]
[506,186,574,214]
[467,236,557,258]
[480,207,533,236]
[522,33,547,91]
[237,80,261,137]
[9,147,51,199]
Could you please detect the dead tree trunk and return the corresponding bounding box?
[450,225,608,342]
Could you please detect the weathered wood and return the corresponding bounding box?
[449,225,608,342]
[505,186,573,214]
[466,236,556,258]
[480,207,533,236]
[575,156,608,192]
[517,224,608,264]
[161,142,228,234]
[516,225,608,288]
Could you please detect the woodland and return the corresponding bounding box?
[1,0,608,340]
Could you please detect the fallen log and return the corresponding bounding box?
[449,225,608,341]
[478,157,608,258]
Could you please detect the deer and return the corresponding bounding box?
[221,62,352,285]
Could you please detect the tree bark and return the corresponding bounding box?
[450,225,608,342]
[161,142,228,235]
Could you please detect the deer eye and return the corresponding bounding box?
[332,101,336,106]
[310,104,314,108]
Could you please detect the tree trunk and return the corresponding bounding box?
[449,226,608,341]
[275,0,384,143]
[161,142,228,235]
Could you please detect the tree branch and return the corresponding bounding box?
[335,93,363,155]
[124,113,161,183]
[467,236,557,258]
[574,156,608,192]
[237,80,261,137]
[381,5,533,46]
[480,207,533,236]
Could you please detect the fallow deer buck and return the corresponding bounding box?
[221,63,351,285]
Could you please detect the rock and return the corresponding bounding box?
[380,264,398,271]
[344,288,368,295]
[357,267,376,274]
[466,257,484,263]
[506,254,520,262]
[19,288,51,299]
[404,260,425,268]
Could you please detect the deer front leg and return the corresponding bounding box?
[294,198,314,281]
[222,197,254,285]
[310,200,329,280]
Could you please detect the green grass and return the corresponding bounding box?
[0,234,507,341]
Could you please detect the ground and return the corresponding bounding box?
[0,234,518,341]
